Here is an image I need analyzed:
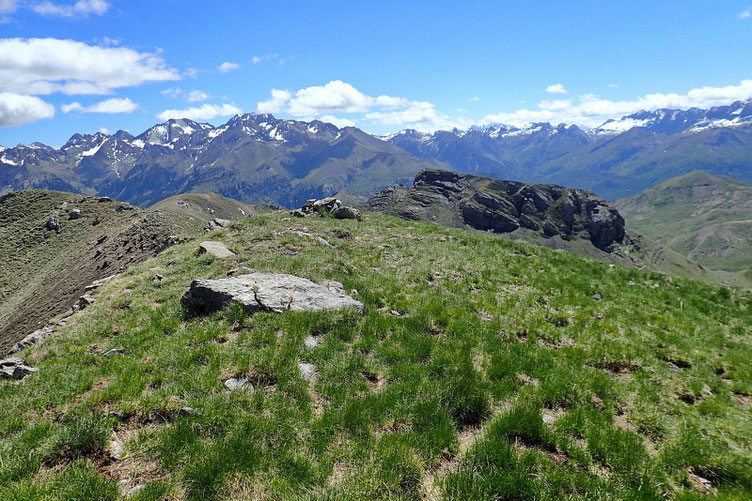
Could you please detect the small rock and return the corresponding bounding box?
[0,357,38,380]
[103,348,124,357]
[303,336,319,350]
[204,218,232,231]
[153,274,164,283]
[10,324,55,353]
[125,484,145,498]
[591,293,602,301]
[166,259,177,266]
[68,208,81,220]
[291,209,306,218]
[198,241,235,259]
[78,294,95,309]
[224,377,253,391]
[108,439,124,459]
[178,406,194,416]
[299,362,316,382]
[45,212,60,231]
[296,231,332,247]
[332,206,362,221]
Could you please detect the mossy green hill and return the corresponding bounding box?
[1,210,751,499]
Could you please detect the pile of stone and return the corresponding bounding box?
[291,197,362,221]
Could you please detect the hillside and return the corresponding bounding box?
[1,210,750,499]
[0,191,195,354]
[366,169,738,287]
[150,193,274,228]
[614,171,752,273]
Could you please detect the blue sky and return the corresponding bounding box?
[1,0,752,146]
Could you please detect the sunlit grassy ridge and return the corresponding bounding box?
[1,211,751,500]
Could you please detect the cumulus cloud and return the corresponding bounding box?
[739,8,751,19]
[484,79,752,128]
[157,103,241,121]
[546,83,567,94]
[318,115,356,128]
[252,54,279,64]
[218,61,239,73]
[187,90,209,102]
[33,0,109,17]
[0,38,180,95]
[0,92,55,127]
[62,97,138,113]
[256,80,468,131]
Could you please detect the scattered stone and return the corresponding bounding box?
[198,241,235,259]
[591,293,602,301]
[296,231,332,247]
[84,273,121,292]
[299,362,316,382]
[291,210,306,218]
[303,335,319,350]
[178,406,194,416]
[0,357,38,379]
[205,218,232,231]
[224,377,253,391]
[78,294,96,309]
[103,348,124,357]
[108,439,124,460]
[153,274,164,283]
[688,471,715,494]
[166,259,177,266]
[9,324,55,353]
[332,206,362,221]
[97,196,112,202]
[45,212,60,231]
[181,272,364,315]
[68,208,81,220]
[125,484,145,498]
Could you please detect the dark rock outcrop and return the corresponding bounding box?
[366,169,626,250]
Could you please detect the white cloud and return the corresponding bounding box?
[318,115,356,128]
[0,0,17,13]
[184,67,199,79]
[538,99,571,110]
[484,79,752,128]
[157,103,241,121]
[739,8,751,19]
[0,38,180,96]
[98,127,110,134]
[161,88,209,102]
[608,83,618,88]
[546,83,567,94]
[256,80,468,132]
[257,89,292,114]
[469,96,480,102]
[33,0,109,17]
[252,54,279,64]
[0,92,55,127]
[62,97,138,114]
[187,90,209,102]
[218,61,239,74]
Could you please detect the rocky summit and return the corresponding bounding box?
[367,169,626,250]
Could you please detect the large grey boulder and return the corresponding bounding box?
[332,206,362,221]
[181,272,364,315]
[0,357,38,380]
[198,241,235,259]
[45,212,60,231]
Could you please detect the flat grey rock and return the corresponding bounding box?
[303,335,319,350]
[224,377,253,391]
[299,362,316,382]
[198,241,235,259]
[10,324,55,354]
[181,272,364,315]
[0,357,38,380]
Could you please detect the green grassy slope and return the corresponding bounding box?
[1,211,751,500]
[150,193,273,227]
[614,171,752,274]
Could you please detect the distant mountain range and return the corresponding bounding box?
[2,100,752,205]
[387,100,752,199]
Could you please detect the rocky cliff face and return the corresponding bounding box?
[367,169,626,250]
